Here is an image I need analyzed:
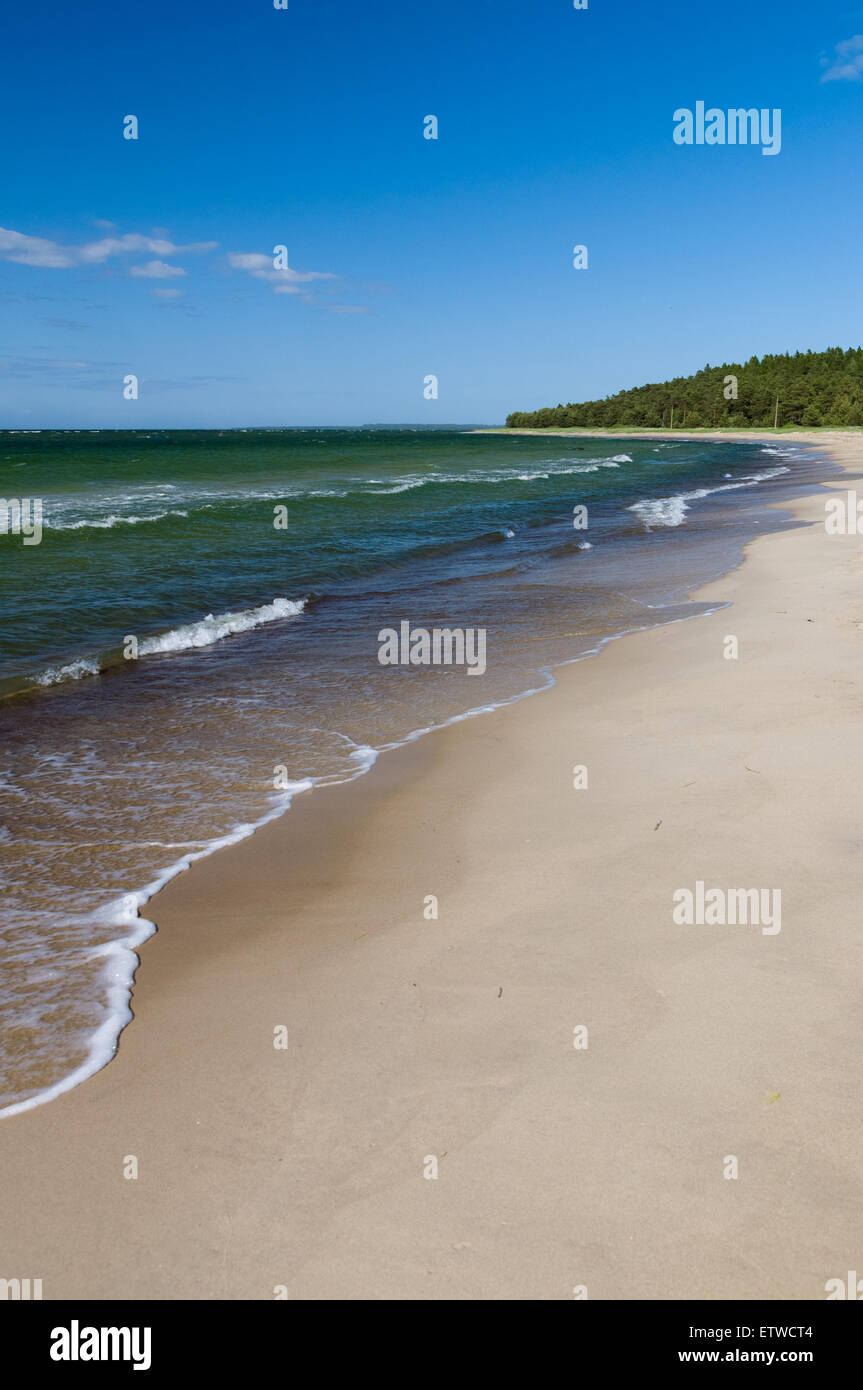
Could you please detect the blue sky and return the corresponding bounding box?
[1,0,861,426]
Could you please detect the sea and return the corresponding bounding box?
[0,427,832,1114]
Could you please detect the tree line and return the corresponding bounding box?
[505,347,863,429]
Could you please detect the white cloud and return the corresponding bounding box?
[130,260,187,279]
[0,226,217,271]
[227,251,338,291]
[151,288,184,299]
[227,252,272,274]
[0,228,72,268]
[0,225,369,316]
[79,235,216,264]
[821,34,863,81]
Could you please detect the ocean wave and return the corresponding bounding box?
[627,467,790,530]
[48,509,190,531]
[39,456,631,524]
[34,658,101,687]
[739,467,789,482]
[136,597,306,655]
[367,479,428,494]
[627,491,707,528]
[371,526,520,574]
[360,458,625,493]
[22,597,306,693]
[514,465,619,482]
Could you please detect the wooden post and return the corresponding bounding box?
[774,396,779,429]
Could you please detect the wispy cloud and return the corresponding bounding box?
[0,226,368,314]
[226,250,372,312]
[0,357,232,390]
[0,226,216,273]
[82,235,216,265]
[151,288,184,299]
[130,260,187,279]
[144,375,241,392]
[227,251,338,297]
[41,316,92,330]
[820,35,863,81]
[0,355,123,387]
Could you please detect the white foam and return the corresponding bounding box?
[25,597,307,691]
[357,459,625,493]
[0,778,316,1121]
[514,462,621,482]
[137,597,305,656]
[628,491,706,528]
[740,466,789,482]
[48,509,189,531]
[369,479,427,494]
[628,467,791,530]
[1,588,738,1120]
[35,658,101,686]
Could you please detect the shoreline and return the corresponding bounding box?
[0,436,815,1122]
[468,428,863,441]
[0,436,810,1120]
[1,433,862,1299]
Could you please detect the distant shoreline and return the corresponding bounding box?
[468,426,863,441]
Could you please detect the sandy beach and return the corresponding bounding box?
[2,431,862,1301]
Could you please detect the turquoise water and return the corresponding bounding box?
[0,429,830,1112]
